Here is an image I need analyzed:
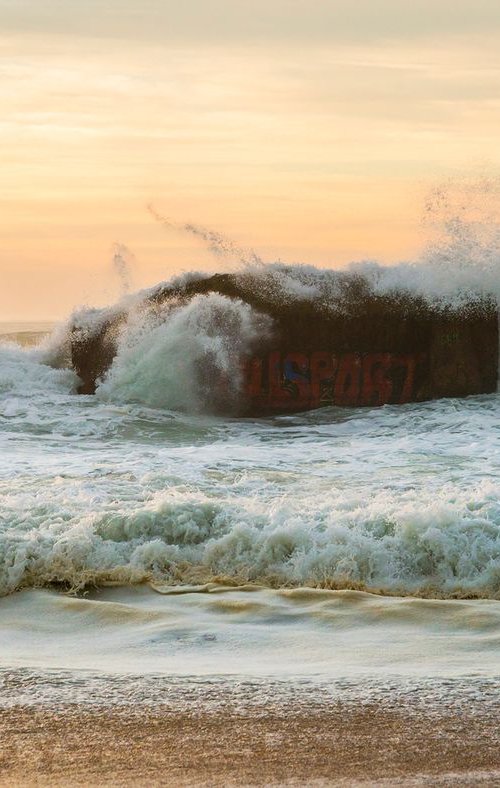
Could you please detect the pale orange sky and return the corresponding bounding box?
[2,1,500,319]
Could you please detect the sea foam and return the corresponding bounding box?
[2,192,500,599]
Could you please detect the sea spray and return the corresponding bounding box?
[3,186,500,597]
[96,293,272,412]
[69,256,499,411]
[2,320,500,600]
[148,204,263,266]
[70,194,500,407]
[111,243,134,296]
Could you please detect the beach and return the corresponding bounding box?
[1,317,500,786]
[1,670,500,787]
[4,0,500,781]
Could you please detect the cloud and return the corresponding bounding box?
[1,0,500,45]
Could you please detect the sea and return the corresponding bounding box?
[0,256,500,728]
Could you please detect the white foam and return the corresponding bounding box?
[2,197,500,600]
[1,369,500,599]
[97,293,272,412]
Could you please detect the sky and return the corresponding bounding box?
[2,1,500,319]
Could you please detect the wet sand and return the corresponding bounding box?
[1,679,499,787]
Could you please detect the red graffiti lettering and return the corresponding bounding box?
[282,352,311,406]
[242,351,424,412]
[310,352,337,407]
[361,353,393,406]
[397,355,418,403]
[334,354,361,406]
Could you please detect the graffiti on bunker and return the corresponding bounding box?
[242,351,426,410]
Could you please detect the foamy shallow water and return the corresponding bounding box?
[1,321,500,681]
[2,585,500,679]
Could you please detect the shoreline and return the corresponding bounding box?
[1,671,499,786]
[2,701,499,787]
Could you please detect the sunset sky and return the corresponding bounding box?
[2,0,500,319]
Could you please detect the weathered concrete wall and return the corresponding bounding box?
[70,273,499,413]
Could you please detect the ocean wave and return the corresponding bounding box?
[1,331,500,599]
[1,460,500,598]
[2,204,500,599]
[96,292,272,412]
